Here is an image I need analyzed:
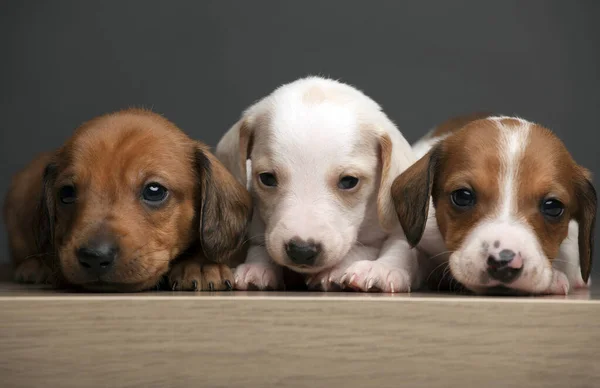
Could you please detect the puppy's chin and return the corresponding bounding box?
[283,262,330,275]
[473,286,532,296]
[59,254,171,293]
[449,253,558,296]
[266,252,328,274]
[266,241,351,275]
[70,277,164,293]
[265,227,355,274]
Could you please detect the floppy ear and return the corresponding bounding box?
[377,133,417,231]
[573,170,597,283]
[39,162,58,252]
[195,145,253,263]
[215,117,255,188]
[3,152,57,267]
[391,146,441,247]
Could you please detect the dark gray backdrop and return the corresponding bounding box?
[1,1,599,286]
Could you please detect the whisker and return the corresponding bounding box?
[240,234,265,246]
[428,250,454,260]
[551,259,579,268]
[22,252,56,261]
[426,260,452,283]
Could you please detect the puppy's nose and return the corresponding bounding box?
[76,237,119,276]
[285,239,321,266]
[487,249,523,283]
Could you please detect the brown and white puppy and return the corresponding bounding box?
[3,109,252,292]
[392,114,596,295]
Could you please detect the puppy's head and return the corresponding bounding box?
[42,109,251,291]
[217,77,413,273]
[393,116,596,294]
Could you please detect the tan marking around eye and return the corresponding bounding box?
[432,119,502,251]
[516,123,576,259]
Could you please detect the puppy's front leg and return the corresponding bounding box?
[168,253,234,292]
[233,245,284,290]
[14,257,54,284]
[344,228,421,293]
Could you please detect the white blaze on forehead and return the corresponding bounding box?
[489,117,532,220]
[270,95,361,167]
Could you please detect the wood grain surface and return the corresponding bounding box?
[1,283,599,388]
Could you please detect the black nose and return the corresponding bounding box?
[487,249,522,283]
[76,237,119,276]
[285,239,321,266]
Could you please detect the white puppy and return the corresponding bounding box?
[216,76,420,292]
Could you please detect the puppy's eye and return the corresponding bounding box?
[142,183,168,204]
[541,198,564,219]
[451,189,476,209]
[338,176,359,190]
[258,173,277,187]
[58,185,76,205]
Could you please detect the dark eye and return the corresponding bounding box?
[259,173,277,187]
[58,185,76,205]
[451,189,476,209]
[142,183,168,204]
[338,176,359,190]
[541,198,564,219]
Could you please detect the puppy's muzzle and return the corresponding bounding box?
[76,235,119,276]
[285,238,321,266]
[486,249,523,283]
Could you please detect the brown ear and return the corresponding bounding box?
[40,162,58,251]
[377,132,418,231]
[3,152,57,267]
[574,172,597,283]
[195,146,253,263]
[390,146,441,247]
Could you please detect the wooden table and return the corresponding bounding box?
[1,281,599,388]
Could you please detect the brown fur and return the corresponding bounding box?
[3,109,252,292]
[517,123,596,280]
[431,119,502,251]
[392,114,596,284]
[428,111,492,138]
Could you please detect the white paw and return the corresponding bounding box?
[342,260,412,293]
[234,263,283,291]
[306,265,347,291]
[545,270,570,295]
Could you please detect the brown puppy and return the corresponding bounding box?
[3,109,252,292]
[392,114,596,295]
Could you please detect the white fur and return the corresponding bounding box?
[415,118,585,295]
[412,129,450,160]
[216,76,419,292]
[494,117,530,219]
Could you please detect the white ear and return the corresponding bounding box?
[215,117,251,187]
[216,96,271,188]
[373,119,417,232]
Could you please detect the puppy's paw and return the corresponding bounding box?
[234,263,283,291]
[14,257,53,284]
[342,260,412,293]
[168,260,234,291]
[306,265,347,291]
[545,270,570,295]
[573,275,591,290]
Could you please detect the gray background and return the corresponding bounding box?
[1,1,599,287]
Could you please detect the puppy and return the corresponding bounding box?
[392,114,596,295]
[3,109,252,292]
[216,76,420,292]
